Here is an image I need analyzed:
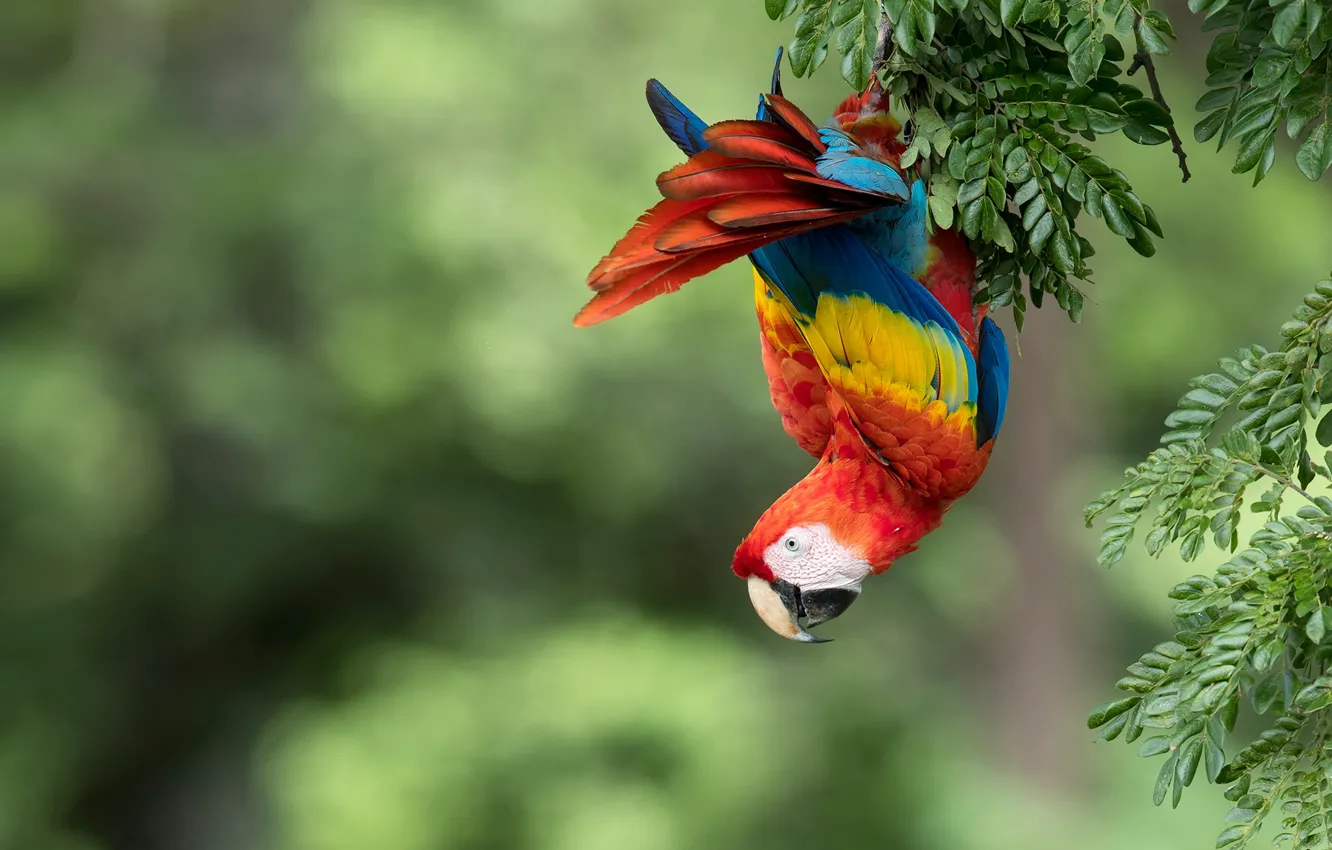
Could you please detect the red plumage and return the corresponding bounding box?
[707,193,861,228]
[657,152,795,200]
[579,100,909,327]
[701,120,821,172]
[587,197,716,289]
[760,94,828,152]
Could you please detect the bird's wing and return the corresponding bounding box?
[753,227,1004,501]
[577,104,909,327]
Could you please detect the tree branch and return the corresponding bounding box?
[1251,463,1320,507]
[872,8,893,79]
[1127,45,1191,183]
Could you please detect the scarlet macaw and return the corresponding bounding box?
[576,51,1010,642]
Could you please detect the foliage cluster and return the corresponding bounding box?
[764,0,1332,329]
[1085,280,1332,848]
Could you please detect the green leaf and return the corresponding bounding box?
[1233,129,1276,175]
[1125,99,1174,129]
[1253,673,1284,714]
[789,34,818,76]
[1102,195,1135,238]
[928,192,956,230]
[1296,123,1332,181]
[1177,736,1204,787]
[1138,13,1172,53]
[1089,696,1141,728]
[1154,756,1174,806]
[1272,0,1304,46]
[1252,639,1284,673]
[1051,229,1077,273]
[1195,109,1229,144]
[1204,736,1226,782]
[1317,408,1332,446]
[1001,0,1026,26]
[1029,210,1055,253]
[1308,608,1326,644]
[1065,20,1106,85]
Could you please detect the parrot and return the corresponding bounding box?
[575,50,1010,642]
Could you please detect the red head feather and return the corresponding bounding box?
[831,79,907,162]
[731,447,945,582]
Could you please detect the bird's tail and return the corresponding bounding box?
[575,95,908,327]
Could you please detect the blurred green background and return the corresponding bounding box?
[1,1,1330,849]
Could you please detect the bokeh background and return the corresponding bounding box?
[1,1,1330,849]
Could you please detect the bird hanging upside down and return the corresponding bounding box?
[576,50,1011,642]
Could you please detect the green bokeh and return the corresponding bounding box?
[0,1,1329,849]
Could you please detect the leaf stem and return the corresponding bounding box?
[1252,464,1320,506]
[1127,39,1191,183]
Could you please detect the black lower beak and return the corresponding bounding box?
[800,587,861,628]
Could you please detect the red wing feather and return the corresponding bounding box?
[654,215,743,252]
[707,193,867,228]
[702,121,820,172]
[783,171,907,201]
[760,94,827,153]
[657,151,796,201]
[588,197,717,287]
[575,241,761,327]
[578,87,913,325]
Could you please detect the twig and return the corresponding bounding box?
[1127,44,1191,183]
[1252,463,1321,507]
[872,8,893,79]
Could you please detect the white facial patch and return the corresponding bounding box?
[763,524,872,591]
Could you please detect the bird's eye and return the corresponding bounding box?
[783,536,803,554]
[902,120,915,145]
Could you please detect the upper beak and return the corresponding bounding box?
[746,576,861,643]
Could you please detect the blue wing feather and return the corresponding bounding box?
[815,128,910,199]
[851,180,929,278]
[650,47,786,156]
[646,80,709,156]
[975,317,1010,444]
[753,226,979,414]
[753,227,963,335]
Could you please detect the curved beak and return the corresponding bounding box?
[746,576,861,643]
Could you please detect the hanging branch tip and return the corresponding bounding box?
[1127,46,1191,183]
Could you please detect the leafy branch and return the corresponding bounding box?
[1085,276,1332,850]
[762,0,1332,329]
